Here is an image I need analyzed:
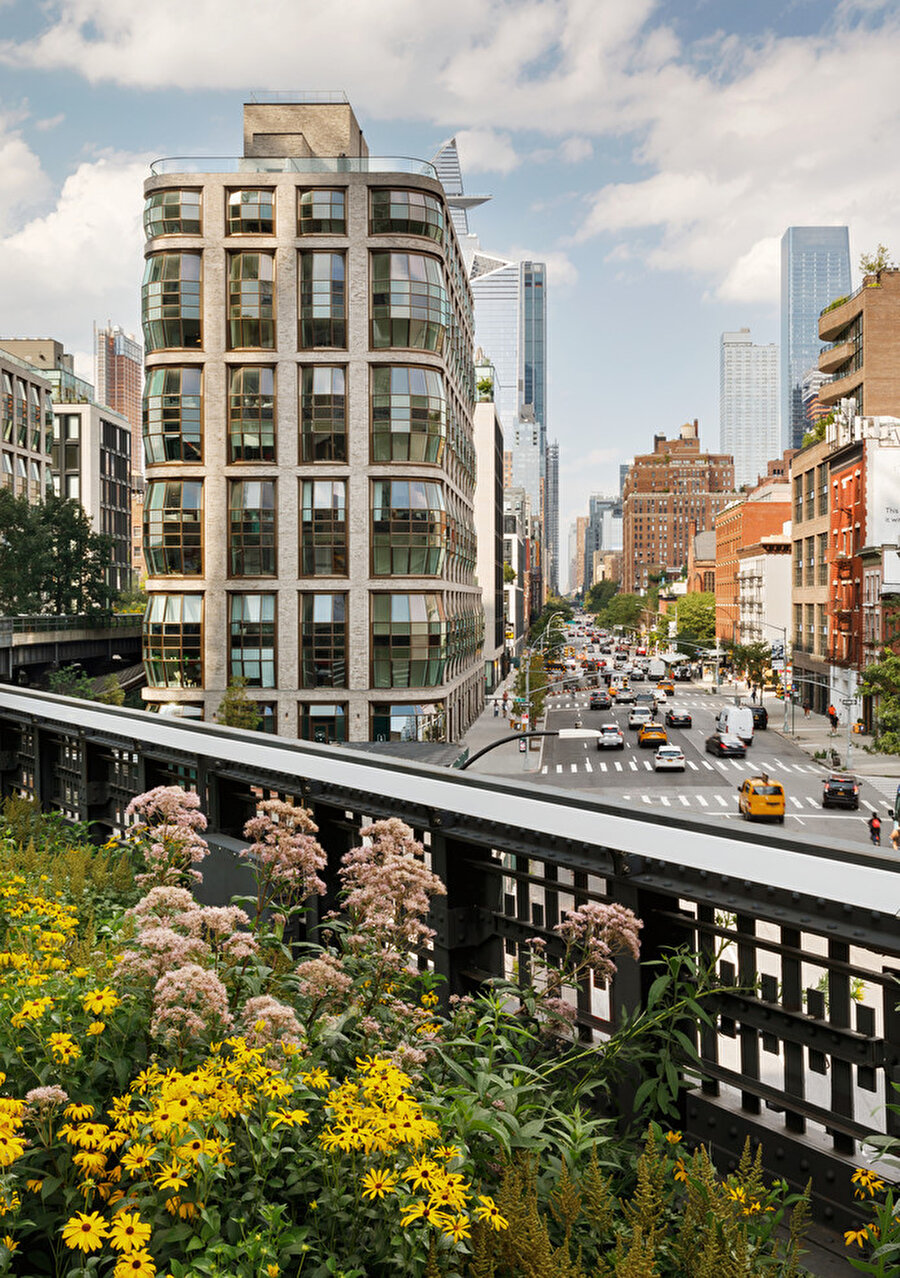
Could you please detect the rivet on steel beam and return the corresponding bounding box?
[824,1206,835,1220]
[791,892,800,901]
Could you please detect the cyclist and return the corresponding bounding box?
[868,814,882,846]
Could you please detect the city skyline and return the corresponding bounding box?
[0,2,897,541]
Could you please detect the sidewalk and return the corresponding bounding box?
[460,674,551,778]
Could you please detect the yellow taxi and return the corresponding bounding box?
[737,774,785,823]
[637,722,667,748]
[656,680,675,698]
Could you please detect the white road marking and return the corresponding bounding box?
[696,795,709,807]
[599,761,608,773]
[715,795,727,807]
[806,796,819,808]
[570,763,578,773]
[584,759,592,773]
[790,796,803,808]
[702,760,714,770]
[556,764,562,774]
[614,761,623,772]
[540,766,547,775]
[642,794,652,803]
[679,796,690,806]
[687,760,698,770]
[630,760,638,770]
[644,760,652,770]
[660,796,671,806]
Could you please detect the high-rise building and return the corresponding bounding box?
[95,324,142,467]
[0,347,55,503]
[780,226,851,450]
[621,421,736,594]
[719,328,779,489]
[545,440,559,595]
[581,494,622,593]
[140,95,483,742]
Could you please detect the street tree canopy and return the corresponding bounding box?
[860,654,900,754]
[585,579,619,614]
[596,593,642,632]
[0,491,115,616]
[674,593,716,649]
[733,641,771,686]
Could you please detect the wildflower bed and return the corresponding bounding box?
[0,788,845,1276]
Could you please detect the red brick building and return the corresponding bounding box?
[715,487,791,643]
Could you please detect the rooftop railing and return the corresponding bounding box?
[2,684,899,1242]
[149,156,438,178]
[4,613,141,634]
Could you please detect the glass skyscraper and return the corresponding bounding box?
[780,226,851,450]
[719,328,779,489]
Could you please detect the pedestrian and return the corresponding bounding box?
[493,699,499,717]
[803,701,810,718]
[891,823,900,853]
[868,813,882,846]
[502,690,508,717]
[750,685,757,704]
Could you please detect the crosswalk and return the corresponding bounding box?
[541,756,824,777]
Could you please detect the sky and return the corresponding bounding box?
[1,0,898,570]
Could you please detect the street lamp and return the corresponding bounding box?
[519,610,567,752]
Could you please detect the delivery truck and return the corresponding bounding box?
[716,704,754,744]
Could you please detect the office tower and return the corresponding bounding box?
[621,421,736,594]
[780,227,851,450]
[431,137,490,244]
[800,367,833,432]
[619,463,629,499]
[545,440,559,595]
[141,95,482,742]
[95,324,143,469]
[719,328,779,489]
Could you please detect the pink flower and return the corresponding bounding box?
[295,954,353,1007]
[126,786,210,889]
[339,819,446,953]
[553,901,642,984]
[242,800,327,910]
[150,963,233,1046]
[26,1085,69,1110]
[240,996,304,1049]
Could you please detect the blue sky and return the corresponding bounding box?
[0,0,898,557]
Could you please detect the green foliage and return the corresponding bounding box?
[115,579,147,613]
[95,674,125,706]
[859,654,900,753]
[596,592,643,633]
[476,377,494,401]
[860,244,895,278]
[46,664,96,699]
[0,489,115,615]
[801,410,834,449]
[585,579,619,614]
[674,592,716,649]
[503,561,516,584]
[514,650,549,722]
[733,641,771,686]
[216,677,263,731]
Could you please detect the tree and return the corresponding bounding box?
[597,593,643,632]
[860,244,895,279]
[0,491,115,616]
[733,641,770,688]
[860,654,900,754]
[47,665,96,700]
[95,674,125,706]
[216,678,263,731]
[513,651,548,725]
[503,562,517,584]
[529,597,573,647]
[0,490,49,614]
[674,592,716,649]
[585,579,619,614]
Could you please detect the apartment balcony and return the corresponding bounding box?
[818,340,855,375]
[819,291,860,341]
[819,368,862,408]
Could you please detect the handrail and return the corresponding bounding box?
[3,613,141,634]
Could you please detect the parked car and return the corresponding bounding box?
[706,733,746,758]
[638,722,668,748]
[741,703,768,729]
[738,774,785,822]
[664,708,692,729]
[654,745,686,772]
[628,707,653,730]
[822,773,860,810]
[589,691,611,711]
[596,723,625,751]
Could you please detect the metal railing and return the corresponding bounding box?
[149,156,438,178]
[5,613,141,635]
[2,686,900,1240]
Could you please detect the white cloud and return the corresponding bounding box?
[559,136,592,164]
[34,113,65,131]
[0,113,52,234]
[454,128,519,175]
[0,153,148,351]
[502,246,579,289]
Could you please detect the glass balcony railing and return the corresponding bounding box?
[149,156,438,179]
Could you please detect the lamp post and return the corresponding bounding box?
[841,693,859,772]
[520,610,567,763]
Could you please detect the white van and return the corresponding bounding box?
[648,658,666,680]
[716,705,754,744]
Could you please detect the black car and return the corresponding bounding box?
[742,703,768,729]
[630,669,645,682]
[822,773,859,809]
[665,709,692,728]
[705,733,746,758]
[589,692,612,711]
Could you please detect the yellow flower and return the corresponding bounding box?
[845,1226,872,1247]
[25,1179,43,1194]
[108,1211,152,1253]
[404,1157,440,1192]
[269,1107,310,1130]
[0,1132,26,1167]
[435,1144,461,1161]
[851,1168,885,1199]
[266,1266,279,1278]
[361,1168,399,1200]
[48,1033,81,1065]
[83,987,120,1016]
[664,1130,682,1144]
[113,1249,156,1277]
[673,1157,688,1183]
[65,1104,95,1121]
[87,1021,106,1036]
[153,1159,188,1192]
[1,1235,17,1253]
[120,1143,155,1176]
[443,1214,471,1243]
[473,1196,509,1231]
[73,1150,108,1176]
[61,1211,109,1253]
[300,1068,330,1090]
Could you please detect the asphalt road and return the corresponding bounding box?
[531,642,887,851]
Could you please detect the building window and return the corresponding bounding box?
[228,366,275,462]
[143,189,202,238]
[369,189,443,242]
[372,479,447,575]
[228,253,275,349]
[226,189,275,235]
[297,189,346,235]
[299,593,347,687]
[142,253,202,351]
[371,593,446,688]
[299,366,346,462]
[300,480,347,576]
[228,480,276,577]
[143,366,202,464]
[143,593,203,688]
[371,253,448,352]
[144,480,203,576]
[229,593,276,687]
[371,365,445,463]
[371,702,446,743]
[298,702,347,743]
[298,252,346,348]
[255,703,277,734]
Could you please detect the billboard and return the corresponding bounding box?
[867,438,900,547]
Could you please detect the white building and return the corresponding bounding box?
[719,328,779,490]
[737,525,792,650]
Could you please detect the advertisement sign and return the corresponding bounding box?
[867,436,900,546]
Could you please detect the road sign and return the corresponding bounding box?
[518,738,527,753]
[772,659,785,672]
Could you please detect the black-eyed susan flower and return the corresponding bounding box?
[361,1168,399,1200]
[61,1210,109,1253]
[108,1210,152,1253]
[113,1248,156,1277]
[473,1196,509,1231]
